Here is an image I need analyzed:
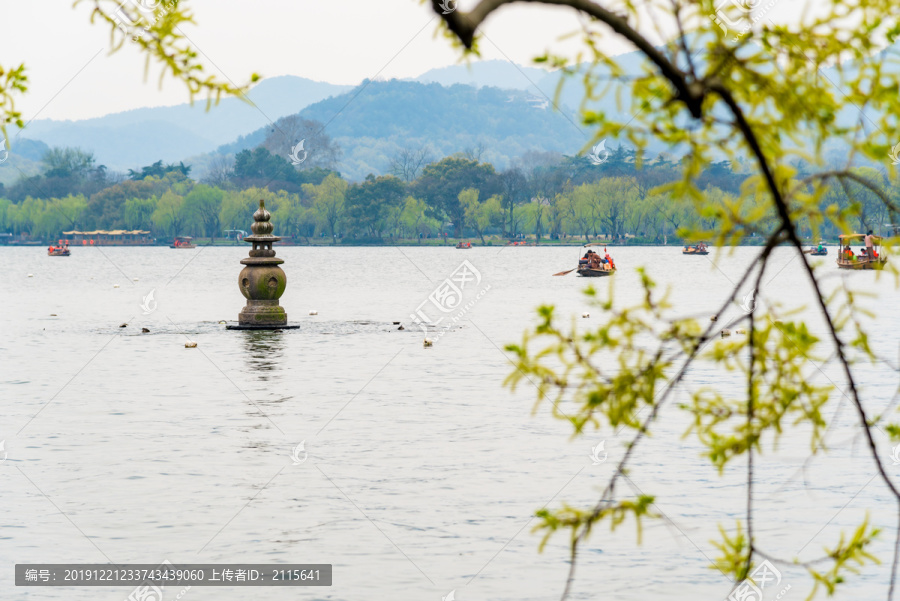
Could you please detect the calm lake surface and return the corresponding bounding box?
[2,245,898,601]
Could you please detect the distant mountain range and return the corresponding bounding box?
[0,49,873,186]
[2,76,352,180]
[217,79,593,180]
[411,60,551,90]
[1,59,611,183]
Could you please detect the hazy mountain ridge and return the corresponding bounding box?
[1,46,876,184]
[2,57,650,180]
[411,59,552,90]
[220,79,591,180]
[7,76,352,172]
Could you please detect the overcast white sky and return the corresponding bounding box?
[2,0,819,122]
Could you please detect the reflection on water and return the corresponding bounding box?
[241,329,286,379]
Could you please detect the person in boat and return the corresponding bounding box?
[817,243,824,253]
[580,250,592,266]
[605,252,615,270]
[865,230,874,260]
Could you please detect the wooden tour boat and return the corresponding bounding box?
[170,236,197,249]
[552,243,617,277]
[578,243,616,277]
[48,240,71,256]
[836,234,887,270]
[682,242,709,255]
[456,241,472,249]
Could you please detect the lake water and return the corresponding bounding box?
[2,245,899,601]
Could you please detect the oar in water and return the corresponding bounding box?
[553,268,576,276]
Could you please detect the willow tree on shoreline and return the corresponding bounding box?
[430,0,900,598]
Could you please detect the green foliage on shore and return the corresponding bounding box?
[2,143,895,243]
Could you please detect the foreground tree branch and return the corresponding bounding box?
[434,0,900,598]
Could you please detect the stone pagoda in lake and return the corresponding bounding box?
[227,199,296,330]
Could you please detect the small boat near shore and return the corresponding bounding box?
[456,241,472,249]
[837,234,887,270]
[682,242,709,255]
[48,240,71,256]
[170,236,196,249]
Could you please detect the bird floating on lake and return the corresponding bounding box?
[423,338,433,347]
[582,312,590,318]
[309,310,318,315]
[27,273,33,278]
[185,341,197,348]
[141,328,150,333]
[721,329,732,338]
[119,323,127,328]
[113,284,120,288]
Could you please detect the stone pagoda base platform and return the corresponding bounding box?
[225,323,300,330]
